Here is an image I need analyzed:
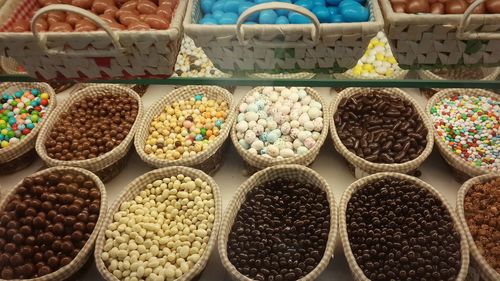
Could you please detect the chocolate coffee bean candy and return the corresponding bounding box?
[334,92,428,164]
[346,178,462,281]
[464,177,500,273]
[0,170,100,279]
[227,178,330,280]
[44,94,138,161]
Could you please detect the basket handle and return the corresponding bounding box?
[457,0,500,40]
[31,4,124,57]
[236,2,321,47]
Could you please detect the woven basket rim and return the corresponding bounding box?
[94,166,222,281]
[0,82,57,163]
[134,85,236,168]
[250,72,316,79]
[456,174,500,281]
[334,68,408,80]
[329,87,434,173]
[426,89,499,177]
[339,172,470,281]
[0,56,25,75]
[35,84,143,169]
[417,67,500,82]
[0,166,107,281]
[218,164,338,281]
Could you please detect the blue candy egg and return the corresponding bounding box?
[338,0,361,9]
[330,13,344,22]
[276,0,291,16]
[312,5,330,22]
[223,0,240,13]
[313,0,326,6]
[244,21,258,24]
[254,0,273,3]
[341,5,369,22]
[352,0,366,4]
[275,15,290,24]
[288,11,311,23]
[328,6,339,15]
[14,91,22,98]
[218,12,238,24]
[238,2,259,21]
[211,0,226,13]
[200,16,218,24]
[259,10,278,24]
[294,0,314,10]
[213,10,225,18]
[201,0,216,14]
[326,0,342,5]
[31,89,40,95]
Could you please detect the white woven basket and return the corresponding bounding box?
[95,166,222,281]
[330,87,434,178]
[35,84,143,181]
[457,174,500,281]
[218,164,338,281]
[231,86,329,172]
[380,0,500,68]
[0,55,24,74]
[418,67,500,93]
[135,85,236,174]
[0,0,187,80]
[339,172,470,281]
[250,72,316,79]
[0,166,107,281]
[184,0,383,72]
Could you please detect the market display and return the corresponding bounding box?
[198,0,371,25]
[100,174,216,280]
[391,0,500,14]
[0,169,102,279]
[463,177,500,274]
[345,177,463,281]
[10,0,179,32]
[430,94,499,172]
[227,177,330,280]
[0,88,50,149]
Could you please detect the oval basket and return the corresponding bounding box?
[0,166,107,281]
[94,166,222,281]
[218,164,338,281]
[231,87,329,174]
[456,174,500,281]
[35,84,143,182]
[330,87,434,179]
[76,83,149,97]
[135,86,236,175]
[333,68,408,81]
[339,172,470,281]
[250,72,316,80]
[0,82,57,174]
[426,89,498,182]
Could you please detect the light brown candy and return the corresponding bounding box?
[445,0,468,14]
[157,4,172,20]
[75,19,97,32]
[34,18,49,32]
[71,0,93,9]
[121,0,138,10]
[92,0,116,14]
[66,13,82,26]
[49,22,73,32]
[430,2,444,14]
[143,14,168,29]
[128,20,150,30]
[137,0,158,14]
[119,10,141,26]
[47,11,66,25]
[12,20,30,32]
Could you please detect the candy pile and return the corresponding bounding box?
[199,0,370,25]
[144,93,229,160]
[11,0,179,32]
[235,87,324,158]
[101,174,215,280]
[174,36,228,78]
[392,0,500,14]
[345,32,401,78]
[430,95,499,171]
[0,88,50,149]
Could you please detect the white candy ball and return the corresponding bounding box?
[290,120,300,128]
[244,130,256,144]
[244,112,259,122]
[267,145,279,157]
[235,121,248,133]
[304,121,315,132]
[280,122,291,135]
[239,139,250,149]
[297,146,309,155]
[303,137,316,149]
[279,148,295,158]
[251,140,265,151]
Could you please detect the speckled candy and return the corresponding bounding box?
[174,36,228,78]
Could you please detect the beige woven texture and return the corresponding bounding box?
[218,164,338,281]
[35,84,143,173]
[380,0,500,67]
[329,87,434,177]
[250,72,316,79]
[0,56,24,74]
[0,166,107,281]
[339,172,470,281]
[94,166,222,281]
[333,68,408,80]
[456,174,500,281]
[135,85,236,169]
[231,87,329,170]
[418,67,500,92]
[426,89,498,179]
[184,0,383,71]
[0,0,187,80]
[0,82,57,164]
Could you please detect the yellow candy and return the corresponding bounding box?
[1,129,7,135]
[1,141,8,148]
[367,43,374,49]
[40,93,49,99]
[387,56,397,65]
[353,69,362,76]
[371,39,379,45]
[375,53,384,61]
[385,69,394,77]
[363,64,374,71]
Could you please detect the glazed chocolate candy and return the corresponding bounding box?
[227,178,330,281]
[346,178,461,281]
[334,92,428,164]
[45,94,138,161]
[0,171,101,279]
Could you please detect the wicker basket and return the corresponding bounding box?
[426,89,498,183]
[76,83,149,97]
[35,84,143,182]
[380,0,500,69]
[94,166,222,281]
[339,172,470,281]
[0,166,108,281]
[231,87,329,174]
[333,67,408,81]
[0,82,57,174]
[250,72,316,79]
[218,164,338,281]
[135,86,236,175]
[457,174,500,281]
[0,0,187,80]
[418,67,500,98]
[184,0,383,72]
[330,87,434,179]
